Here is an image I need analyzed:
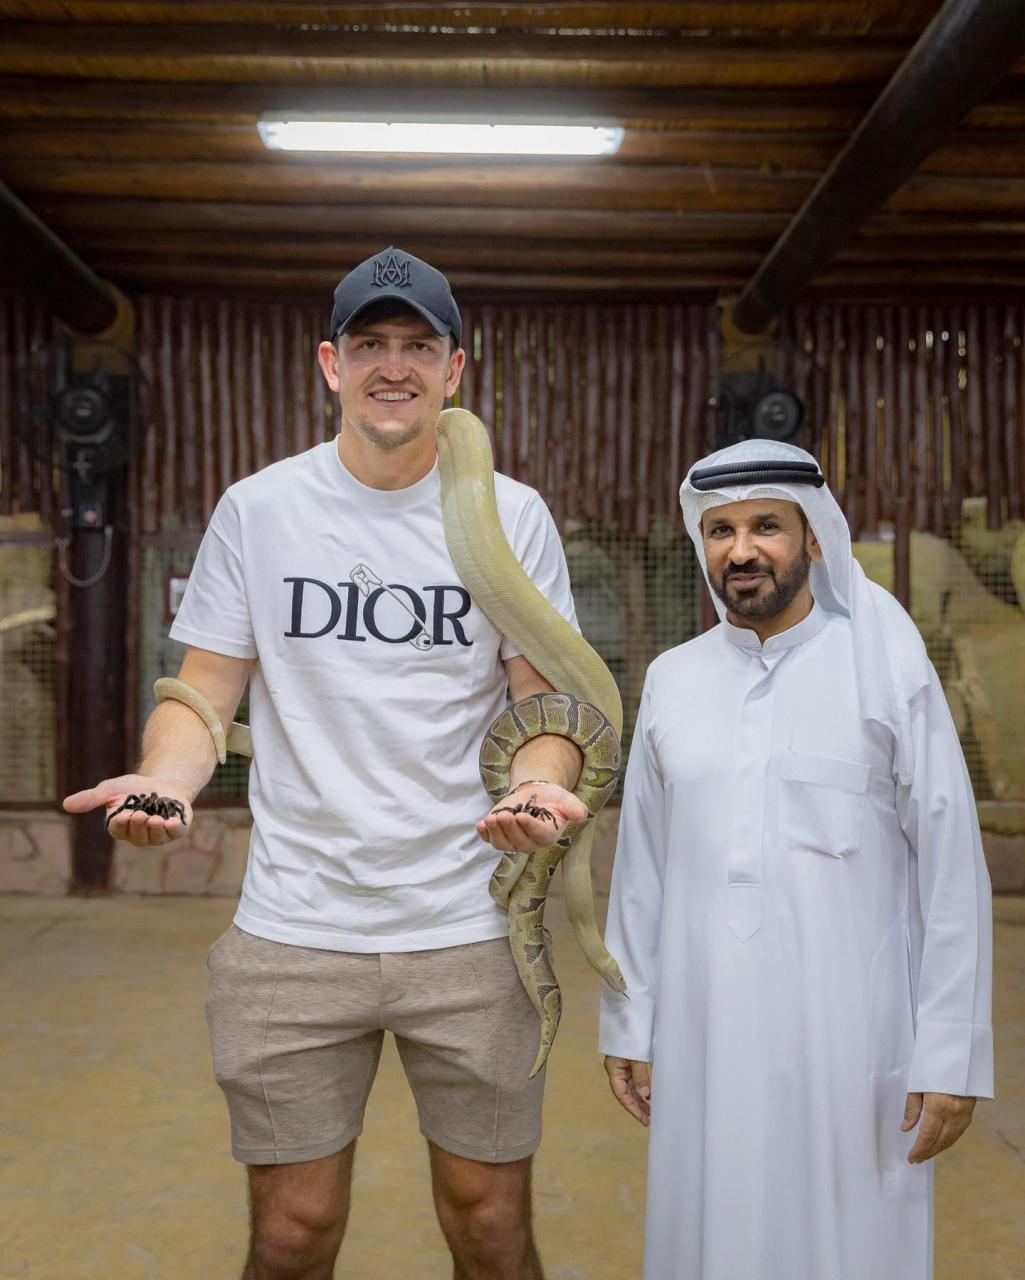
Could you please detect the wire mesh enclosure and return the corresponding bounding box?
[0,518,56,804]
[137,541,251,803]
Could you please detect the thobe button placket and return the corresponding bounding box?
[720,606,825,942]
[726,653,782,941]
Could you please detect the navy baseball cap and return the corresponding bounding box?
[330,247,462,346]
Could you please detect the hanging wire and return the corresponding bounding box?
[55,526,114,588]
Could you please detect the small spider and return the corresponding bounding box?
[105,792,188,832]
[491,792,557,826]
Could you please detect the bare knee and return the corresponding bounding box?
[248,1200,345,1277]
[440,1195,533,1257]
[245,1149,353,1280]
[430,1148,539,1276]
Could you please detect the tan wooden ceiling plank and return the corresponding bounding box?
[27,195,795,239]
[838,241,1025,262]
[11,157,1025,212]
[64,228,773,270]
[72,255,771,292]
[885,174,1025,213]
[860,213,1025,237]
[67,227,1025,269]
[81,254,1025,296]
[963,96,1025,129]
[26,196,1025,250]
[0,24,915,88]
[0,2,946,37]
[0,77,883,130]
[918,133,1025,178]
[0,158,821,210]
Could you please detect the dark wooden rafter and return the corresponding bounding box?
[733,0,1025,332]
[0,179,118,334]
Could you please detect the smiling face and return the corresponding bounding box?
[317,307,464,453]
[701,497,821,624]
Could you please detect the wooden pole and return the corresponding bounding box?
[0,184,140,890]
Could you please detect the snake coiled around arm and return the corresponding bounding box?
[436,407,627,1077]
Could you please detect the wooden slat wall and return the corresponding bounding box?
[2,292,1024,541]
[129,296,338,535]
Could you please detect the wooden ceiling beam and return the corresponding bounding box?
[0,24,919,88]
[0,3,948,38]
[733,0,1025,331]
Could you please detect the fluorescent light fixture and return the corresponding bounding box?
[257,120,624,156]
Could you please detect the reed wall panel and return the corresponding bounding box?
[2,293,1024,541]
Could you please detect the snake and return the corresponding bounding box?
[154,406,626,1078]
[435,407,626,1077]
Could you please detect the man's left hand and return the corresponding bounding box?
[902,1092,977,1163]
[476,783,588,854]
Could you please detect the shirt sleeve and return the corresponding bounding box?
[899,669,994,1098]
[500,491,579,661]
[598,674,668,1063]
[169,490,258,660]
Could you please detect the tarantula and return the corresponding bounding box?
[491,792,557,825]
[105,792,188,832]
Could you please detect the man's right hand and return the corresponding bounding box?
[63,774,193,847]
[603,1056,652,1126]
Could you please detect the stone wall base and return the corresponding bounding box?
[2,802,1023,897]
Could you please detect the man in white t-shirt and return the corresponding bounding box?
[65,248,586,1280]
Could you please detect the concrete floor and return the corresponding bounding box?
[1,894,1023,1280]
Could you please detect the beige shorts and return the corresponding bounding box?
[205,925,544,1166]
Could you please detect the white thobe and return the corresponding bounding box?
[599,602,993,1280]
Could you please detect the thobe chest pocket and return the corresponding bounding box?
[778,750,870,858]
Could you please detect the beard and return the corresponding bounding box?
[352,412,427,452]
[710,545,812,620]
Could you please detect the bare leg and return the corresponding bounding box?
[242,1142,356,1280]
[428,1142,544,1280]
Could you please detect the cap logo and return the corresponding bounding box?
[372,252,411,289]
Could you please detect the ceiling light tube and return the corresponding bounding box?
[257,120,624,156]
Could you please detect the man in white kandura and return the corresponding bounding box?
[599,439,993,1280]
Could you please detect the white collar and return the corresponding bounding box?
[722,599,827,657]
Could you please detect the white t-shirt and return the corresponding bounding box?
[170,437,577,952]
